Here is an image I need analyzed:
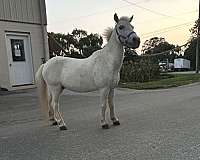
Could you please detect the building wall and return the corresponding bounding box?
[0,21,46,90]
[0,0,47,25]
[0,0,48,90]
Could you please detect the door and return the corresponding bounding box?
[6,34,34,86]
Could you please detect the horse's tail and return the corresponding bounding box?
[35,64,49,118]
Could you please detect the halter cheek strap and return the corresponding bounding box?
[116,29,135,46]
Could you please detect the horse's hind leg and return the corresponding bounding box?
[49,85,67,130]
[108,88,120,126]
[48,92,57,126]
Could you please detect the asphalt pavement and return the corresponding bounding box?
[1,83,200,160]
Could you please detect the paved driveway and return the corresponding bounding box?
[0,84,200,160]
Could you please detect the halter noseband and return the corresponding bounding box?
[116,28,135,46]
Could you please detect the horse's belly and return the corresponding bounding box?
[65,85,98,93]
[62,74,99,92]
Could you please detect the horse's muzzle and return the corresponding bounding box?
[132,36,140,49]
[126,35,140,49]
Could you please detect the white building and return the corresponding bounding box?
[0,0,49,90]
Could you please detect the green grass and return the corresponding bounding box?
[119,74,200,90]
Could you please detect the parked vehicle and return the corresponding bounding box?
[159,61,174,72]
[174,58,190,71]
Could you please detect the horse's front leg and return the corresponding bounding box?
[108,88,120,126]
[100,88,110,129]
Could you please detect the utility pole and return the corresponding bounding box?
[196,0,200,73]
[38,0,49,63]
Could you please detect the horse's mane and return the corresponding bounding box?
[103,27,113,42]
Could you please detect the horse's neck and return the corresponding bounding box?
[103,30,124,71]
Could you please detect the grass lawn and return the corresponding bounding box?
[119,73,200,90]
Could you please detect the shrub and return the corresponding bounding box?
[120,57,160,83]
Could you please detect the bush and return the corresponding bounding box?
[120,57,160,83]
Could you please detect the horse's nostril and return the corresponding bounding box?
[132,37,136,42]
[133,37,140,43]
[131,36,140,48]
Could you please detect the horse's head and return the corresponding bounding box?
[114,13,140,49]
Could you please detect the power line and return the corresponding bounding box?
[140,41,191,57]
[63,5,131,21]
[48,1,197,27]
[137,10,197,25]
[141,26,192,39]
[120,0,184,20]
[48,1,147,25]
[140,21,194,39]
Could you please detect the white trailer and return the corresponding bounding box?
[174,58,190,70]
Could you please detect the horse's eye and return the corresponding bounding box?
[119,25,125,30]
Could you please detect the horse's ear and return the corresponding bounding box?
[114,13,119,23]
[129,15,134,22]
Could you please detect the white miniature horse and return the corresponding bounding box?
[36,13,140,130]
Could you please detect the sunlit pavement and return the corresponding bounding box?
[1,83,200,160]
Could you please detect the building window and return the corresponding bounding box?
[11,39,25,61]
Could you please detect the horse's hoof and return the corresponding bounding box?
[49,118,54,121]
[102,124,109,129]
[113,121,120,126]
[59,126,67,131]
[51,121,58,126]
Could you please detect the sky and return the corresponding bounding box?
[45,0,199,52]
